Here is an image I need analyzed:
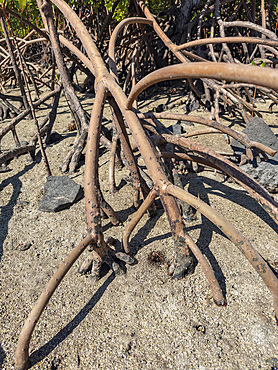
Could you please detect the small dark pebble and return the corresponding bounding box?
[17,242,32,251]
[185,100,200,113]
[154,104,166,113]
[195,325,206,334]
[168,122,184,135]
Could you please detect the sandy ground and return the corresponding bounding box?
[1,86,278,369]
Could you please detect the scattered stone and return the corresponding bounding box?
[195,324,206,334]
[169,122,184,135]
[154,104,167,113]
[38,176,83,212]
[17,242,32,251]
[231,117,278,193]
[183,99,200,113]
[231,117,278,155]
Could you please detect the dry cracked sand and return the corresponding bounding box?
[1,86,278,369]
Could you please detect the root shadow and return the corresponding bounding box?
[201,176,278,233]
[127,208,166,255]
[29,273,115,368]
[0,343,6,367]
[0,162,36,261]
[185,174,227,298]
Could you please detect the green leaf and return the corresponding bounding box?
[18,0,27,11]
[105,1,112,11]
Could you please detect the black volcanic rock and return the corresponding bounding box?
[39,176,83,212]
[231,117,278,193]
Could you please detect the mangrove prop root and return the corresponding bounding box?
[126,63,278,109]
[15,235,93,370]
[162,134,278,225]
[122,187,158,253]
[15,1,278,368]
[160,192,194,279]
[123,187,225,305]
[165,183,278,321]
